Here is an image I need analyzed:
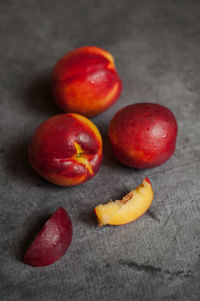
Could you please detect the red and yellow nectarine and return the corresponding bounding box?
[95,178,153,226]
[52,46,122,117]
[29,113,103,186]
[109,103,178,169]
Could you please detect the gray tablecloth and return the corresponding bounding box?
[0,0,200,300]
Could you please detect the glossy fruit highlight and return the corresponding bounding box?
[29,113,103,186]
[52,46,122,117]
[109,103,178,169]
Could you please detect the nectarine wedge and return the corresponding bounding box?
[23,207,72,267]
[95,178,153,226]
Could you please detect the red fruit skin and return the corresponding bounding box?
[23,207,72,267]
[52,46,122,117]
[109,103,178,169]
[29,113,103,186]
[144,177,151,185]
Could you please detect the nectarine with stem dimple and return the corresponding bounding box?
[52,46,122,117]
[29,113,103,186]
[108,103,178,169]
[23,207,72,267]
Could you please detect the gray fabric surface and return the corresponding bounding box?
[0,0,200,300]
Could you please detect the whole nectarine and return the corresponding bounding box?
[109,103,178,169]
[29,113,103,186]
[52,46,122,117]
[23,207,72,267]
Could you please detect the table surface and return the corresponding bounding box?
[0,0,200,300]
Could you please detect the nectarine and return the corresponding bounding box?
[95,178,153,226]
[52,46,122,117]
[23,207,72,267]
[29,113,103,186]
[109,103,178,169]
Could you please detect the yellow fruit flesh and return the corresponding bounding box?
[95,178,153,226]
[73,142,93,175]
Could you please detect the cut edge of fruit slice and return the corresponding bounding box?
[94,178,153,226]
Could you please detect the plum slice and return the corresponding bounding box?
[23,207,72,267]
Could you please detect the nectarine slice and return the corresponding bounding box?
[23,207,72,267]
[95,178,153,226]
